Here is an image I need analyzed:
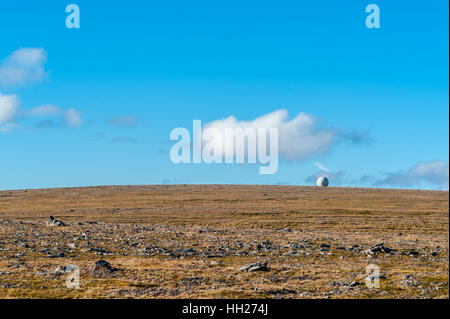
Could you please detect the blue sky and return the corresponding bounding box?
[0,0,448,190]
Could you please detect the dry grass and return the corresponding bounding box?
[0,185,448,298]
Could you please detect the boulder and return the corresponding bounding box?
[92,260,118,273]
[46,215,65,227]
[365,242,396,254]
[238,261,268,272]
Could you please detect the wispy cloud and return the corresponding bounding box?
[0,48,47,88]
[63,108,82,128]
[340,130,373,145]
[23,104,82,128]
[108,116,137,127]
[348,174,375,186]
[304,160,449,189]
[375,160,449,189]
[25,104,60,116]
[110,137,139,144]
[85,132,140,144]
[1,101,83,131]
[315,162,330,172]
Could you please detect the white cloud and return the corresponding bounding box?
[340,130,373,145]
[203,109,337,161]
[0,92,19,131]
[25,104,61,116]
[375,160,449,189]
[0,48,47,87]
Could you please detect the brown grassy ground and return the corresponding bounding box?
[0,185,448,299]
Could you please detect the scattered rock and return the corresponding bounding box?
[176,248,196,254]
[238,261,268,272]
[47,252,66,258]
[261,240,272,247]
[92,260,118,273]
[266,288,296,295]
[85,247,111,254]
[401,274,418,287]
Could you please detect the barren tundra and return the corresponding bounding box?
[0,185,448,298]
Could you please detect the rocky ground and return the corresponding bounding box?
[0,185,448,298]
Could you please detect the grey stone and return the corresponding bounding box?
[238,261,268,272]
[349,281,362,287]
[365,242,395,254]
[47,252,66,258]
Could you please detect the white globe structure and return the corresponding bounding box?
[317,176,329,187]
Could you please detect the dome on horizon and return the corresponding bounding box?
[317,176,329,187]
